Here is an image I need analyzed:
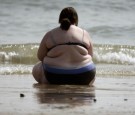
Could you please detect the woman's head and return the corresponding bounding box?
[59,7,78,30]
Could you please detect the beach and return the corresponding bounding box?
[0,75,135,115]
[0,0,135,115]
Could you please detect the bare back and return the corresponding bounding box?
[39,25,93,68]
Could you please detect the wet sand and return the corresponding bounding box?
[0,75,135,115]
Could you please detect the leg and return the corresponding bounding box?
[89,77,95,86]
[32,62,48,84]
[89,68,96,86]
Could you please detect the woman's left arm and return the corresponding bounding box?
[84,30,93,57]
[37,33,49,61]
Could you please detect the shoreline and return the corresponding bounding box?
[0,75,135,115]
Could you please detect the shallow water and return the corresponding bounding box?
[0,0,135,77]
[0,43,135,77]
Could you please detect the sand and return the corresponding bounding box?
[0,75,135,115]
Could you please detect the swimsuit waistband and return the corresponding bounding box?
[43,63,96,74]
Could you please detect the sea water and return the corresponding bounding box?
[0,0,135,76]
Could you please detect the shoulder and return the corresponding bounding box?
[71,25,90,35]
[41,27,60,48]
[76,26,91,39]
[83,29,91,39]
[70,25,82,31]
[43,27,60,39]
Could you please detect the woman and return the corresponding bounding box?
[32,7,96,85]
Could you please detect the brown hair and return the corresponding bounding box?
[59,7,78,30]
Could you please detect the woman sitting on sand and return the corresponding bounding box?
[32,7,96,85]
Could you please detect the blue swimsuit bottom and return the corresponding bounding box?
[43,63,96,85]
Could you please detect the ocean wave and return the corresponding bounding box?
[0,43,135,65]
[0,64,135,76]
[0,64,32,75]
[94,44,135,65]
[0,44,39,64]
[96,64,135,76]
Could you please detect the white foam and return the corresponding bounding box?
[0,65,32,75]
[94,51,135,65]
